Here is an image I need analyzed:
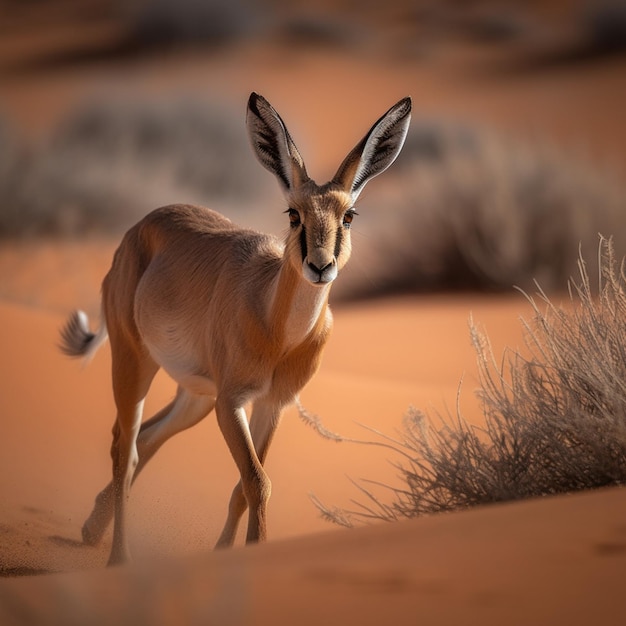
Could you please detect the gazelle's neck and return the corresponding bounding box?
[268,259,330,351]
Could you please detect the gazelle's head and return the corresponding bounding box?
[247,92,411,286]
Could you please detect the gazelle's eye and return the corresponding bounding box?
[286,208,301,228]
[343,209,358,228]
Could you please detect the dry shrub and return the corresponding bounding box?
[309,237,626,526]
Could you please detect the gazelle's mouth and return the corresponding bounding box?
[302,257,338,285]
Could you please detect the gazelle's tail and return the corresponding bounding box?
[59,310,108,363]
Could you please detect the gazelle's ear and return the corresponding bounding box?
[247,92,309,192]
[332,97,411,200]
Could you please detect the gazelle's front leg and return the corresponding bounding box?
[215,397,282,548]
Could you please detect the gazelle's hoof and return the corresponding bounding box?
[106,549,131,567]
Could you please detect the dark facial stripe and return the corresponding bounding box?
[300,224,308,262]
[334,225,343,260]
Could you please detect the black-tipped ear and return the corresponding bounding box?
[332,97,411,199]
[247,93,309,191]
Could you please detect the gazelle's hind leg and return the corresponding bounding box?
[215,397,282,548]
[83,387,215,548]
[106,340,159,566]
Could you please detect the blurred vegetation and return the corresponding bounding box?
[344,122,626,296]
[310,237,626,526]
[585,0,626,54]
[3,0,626,68]
[121,0,626,60]
[0,96,267,238]
[124,0,264,48]
[1,96,625,296]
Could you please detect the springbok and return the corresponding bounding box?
[60,92,411,565]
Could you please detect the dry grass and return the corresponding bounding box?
[308,237,626,526]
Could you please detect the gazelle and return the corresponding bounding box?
[60,92,411,565]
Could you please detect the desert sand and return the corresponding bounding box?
[2,281,626,624]
[2,486,626,625]
[2,1,626,623]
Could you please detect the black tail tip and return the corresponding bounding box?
[59,311,94,358]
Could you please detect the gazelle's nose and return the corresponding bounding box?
[303,254,337,284]
[308,259,333,275]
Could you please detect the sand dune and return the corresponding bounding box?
[3,275,624,624]
[1,485,625,625]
